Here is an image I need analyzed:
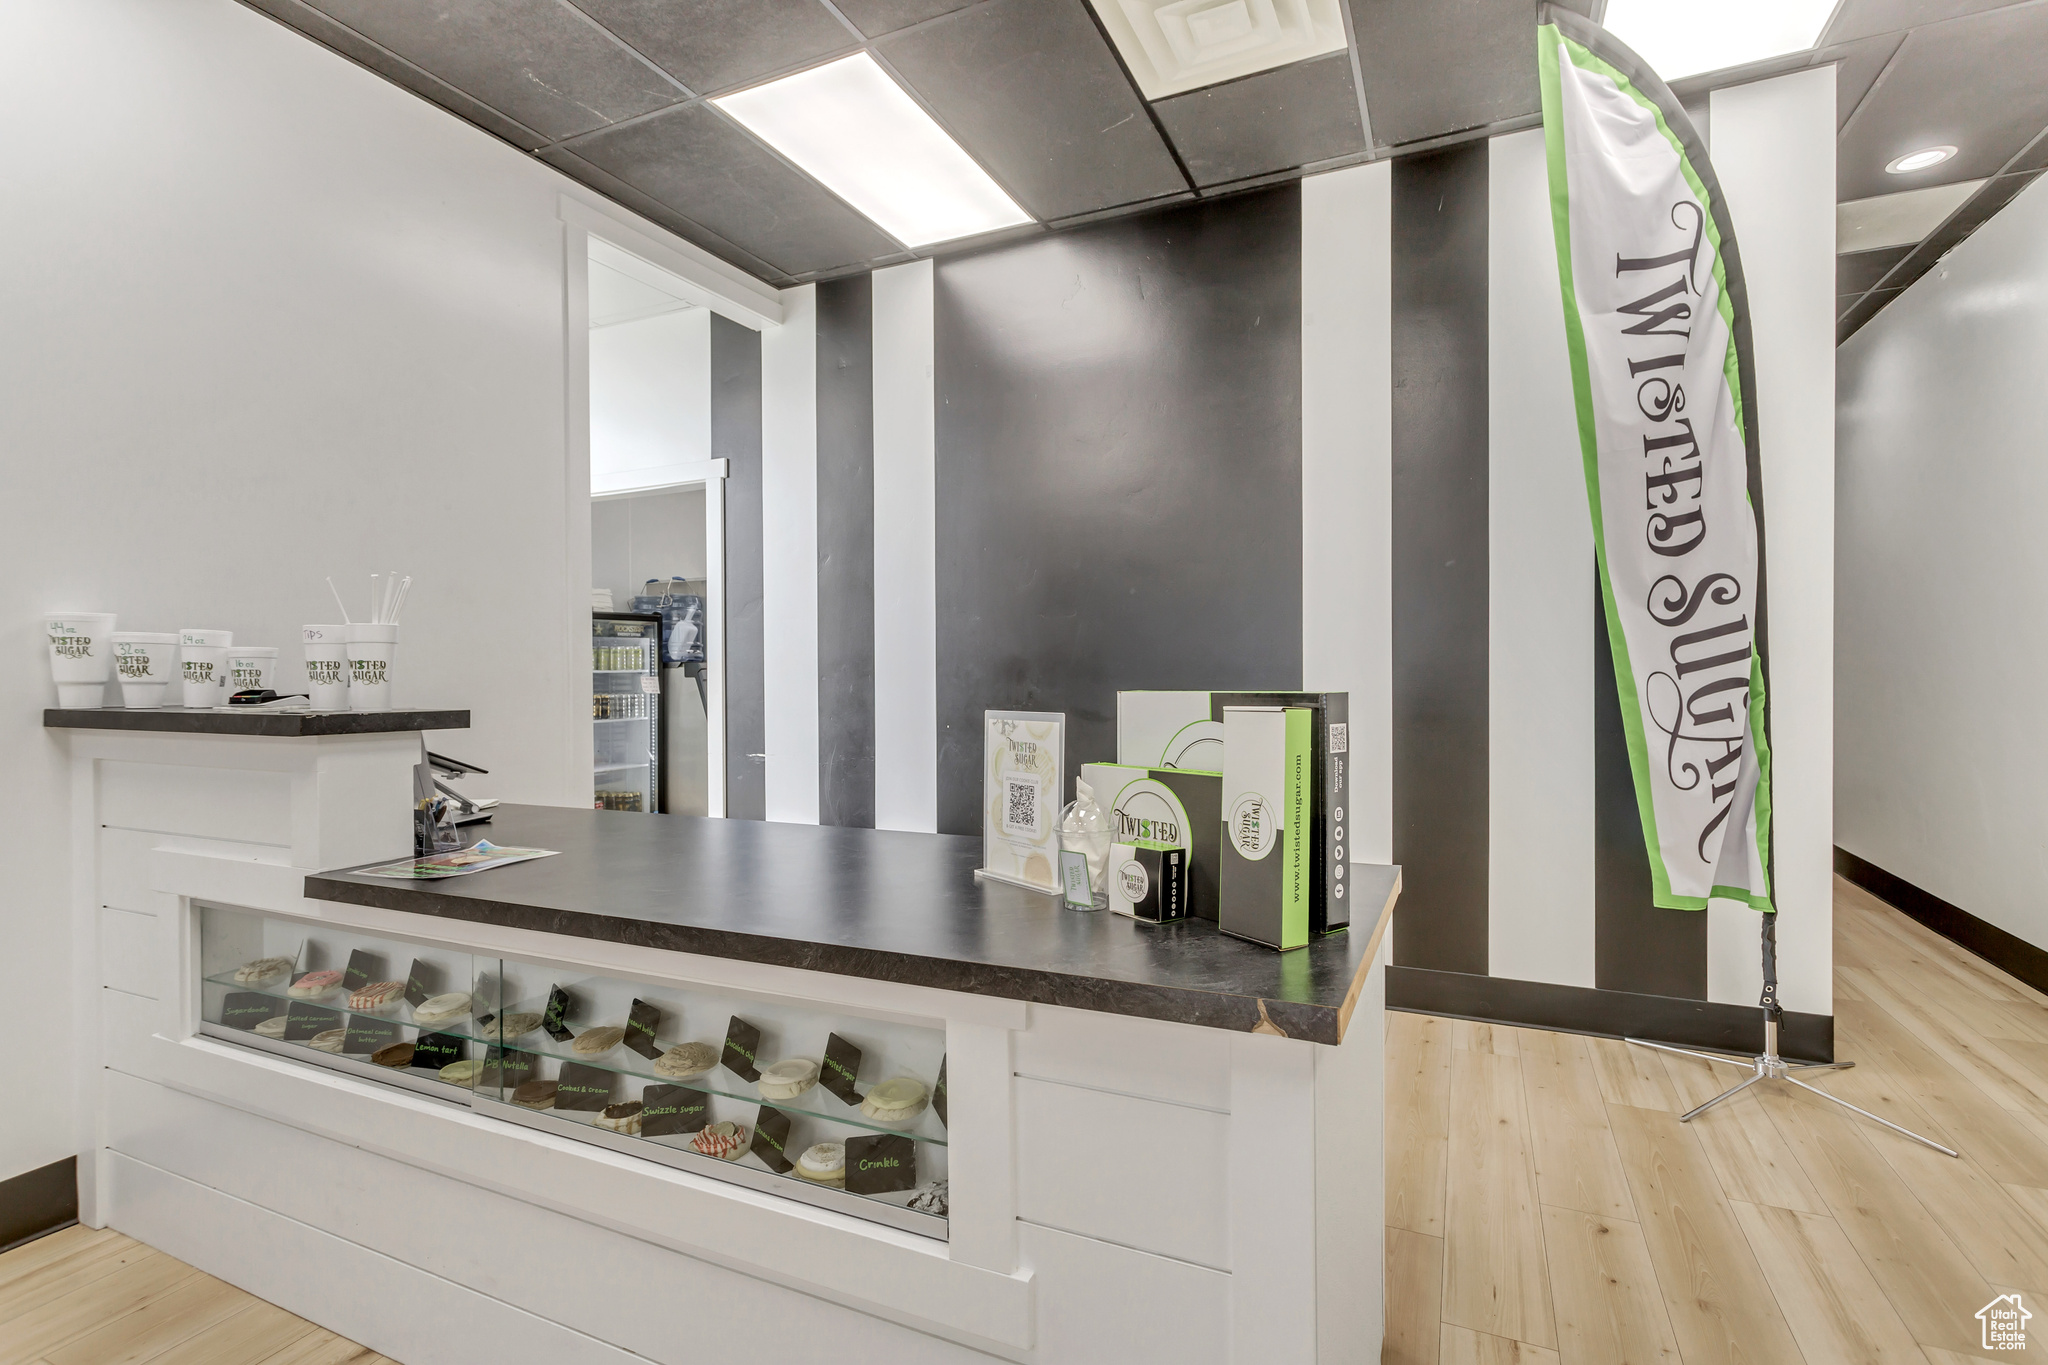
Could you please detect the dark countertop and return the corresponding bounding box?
[44,707,469,737]
[307,804,1399,1045]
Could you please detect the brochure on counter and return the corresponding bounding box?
[357,840,558,880]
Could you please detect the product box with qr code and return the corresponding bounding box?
[1115,690,1350,933]
[1219,706,1312,950]
[1109,840,1187,922]
[1080,761,1222,922]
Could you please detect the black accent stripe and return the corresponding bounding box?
[1388,965,1833,1063]
[1390,143,1489,976]
[1836,847,2048,996]
[816,275,876,829]
[712,314,765,822]
[931,189,1305,836]
[0,1156,77,1253]
[1594,576,1706,996]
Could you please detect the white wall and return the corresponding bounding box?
[1837,175,2048,948]
[591,488,708,608]
[590,309,712,495]
[760,285,821,825]
[872,261,939,834]
[0,0,692,1185]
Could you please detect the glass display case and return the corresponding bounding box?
[197,904,949,1237]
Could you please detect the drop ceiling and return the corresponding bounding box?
[240,0,2048,341]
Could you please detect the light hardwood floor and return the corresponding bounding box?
[1388,874,2048,1365]
[0,1223,393,1365]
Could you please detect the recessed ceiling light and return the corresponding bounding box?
[713,53,1031,249]
[1601,0,1836,82]
[1886,145,1959,175]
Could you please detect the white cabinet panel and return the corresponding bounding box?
[1019,1220,1229,1365]
[98,760,292,845]
[1014,1004,1230,1111]
[100,906,159,999]
[1015,1076,1229,1270]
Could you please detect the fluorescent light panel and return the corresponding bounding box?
[1601,0,1836,82]
[714,54,1031,249]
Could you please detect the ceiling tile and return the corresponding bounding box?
[538,145,792,281]
[1836,244,1912,295]
[1821,0,2027,45]
[1085,0,1349,101]
[1837,2,2048,198]
[1152,52,1365,186]
[875,0,1188,221]
[1944,167,2042,234]
[1837,178,1985,250]
[1346,0,1538,146]
[1819,31,1905,129]
[243,0,551,149]
[567,0,857,95]
[566,103,901,275]
[301,0,681,141]
[833,0,983,36]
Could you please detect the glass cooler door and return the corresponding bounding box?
[592,612,661,814]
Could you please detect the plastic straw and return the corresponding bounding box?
[390,576,412,624]
[326,576,352,625]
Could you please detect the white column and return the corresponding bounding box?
[1301,161,1393,868]
[871,261,939,833]
[1709,67,1837,1015]
[760,284,820,825]
[1486,128,1596,989]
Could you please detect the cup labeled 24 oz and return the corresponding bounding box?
[179,629,232,708]
[346,624,398,711]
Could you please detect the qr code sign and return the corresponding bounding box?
[1004,776,1042,838]
[1329,722,1349,754]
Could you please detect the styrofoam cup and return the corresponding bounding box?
[112,632,179,709]
[226,646,278,695]
[179,629,233,708]
[46,612,117,708]
[301,625,350,710]
[346,623,398,711]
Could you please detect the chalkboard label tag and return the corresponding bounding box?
[402,959,440,1009]
[640,1083,710,1136]
[541,985,575,1042]
[821,1033,864,1106]
[478,1048,536,1093]
[471,970,500,1031]
[282,1001,342,1042]
[342,1015,401,1055]
[341,949,382,994]
[411,1031,465,1071]
[845,1133,917,1195]
[556,1062,614,1112]
[750,1106,794,1173]
[934,1056,948,1129]
[721,1016,762,1082]
[222,991,279,1031]
[625,998,663,1061]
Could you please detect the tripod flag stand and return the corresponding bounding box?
[1627,914,1956,1157]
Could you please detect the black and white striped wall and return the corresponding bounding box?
[725,67,1837,1052]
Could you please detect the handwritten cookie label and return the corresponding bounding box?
[845,1133,916,1195]
[721,1015,763,1083]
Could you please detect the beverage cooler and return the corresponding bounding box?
[592,612,661,813]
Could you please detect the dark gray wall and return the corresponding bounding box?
[1390,144,1490,976]
[816,275,876,829]
[931,186,1305,836]
[711,313,764,821]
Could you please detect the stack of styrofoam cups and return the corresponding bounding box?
[346,624,397,711]
[227,646,278,695]
[45,613,117,707]
[179,629,232,708]
[301,626,350,709]
[111,633,179,708]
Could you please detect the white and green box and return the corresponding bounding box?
[1079,761,1222,922]
[1219,706,1312,951]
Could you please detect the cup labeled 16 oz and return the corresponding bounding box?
[346,624,397,711]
